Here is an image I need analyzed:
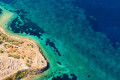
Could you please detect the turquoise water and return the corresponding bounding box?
[1,0,120,80]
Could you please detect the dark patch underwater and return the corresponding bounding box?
[52,74,77,80]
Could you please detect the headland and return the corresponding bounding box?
[0,6,48,80]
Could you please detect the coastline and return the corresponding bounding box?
[0,6,48,80]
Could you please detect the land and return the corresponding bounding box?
[0,6,47,80]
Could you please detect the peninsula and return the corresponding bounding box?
[0,6,47,80]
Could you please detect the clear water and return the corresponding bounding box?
[1,0,120,80]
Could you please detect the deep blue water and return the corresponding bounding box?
[73,0,120,43]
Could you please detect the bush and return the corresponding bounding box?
[2,36,5,40]
[28,57,32,59]
[26,59,29,63]
[19,41,24,44]
[8,54,12,57]
[29,70,38,75]
[8,54,20,59]
[0,50,3,53]
[3,77,12,80]
[3,44,7,48]
[26,63,31,67]
[27,44,33,48]
[22,56,24,59]
[0,40,2,44]
[13,71,26,80]
[13,55,20,59]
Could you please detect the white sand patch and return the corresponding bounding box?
[0,6,14,27]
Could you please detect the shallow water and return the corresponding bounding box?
[1,0,120,80]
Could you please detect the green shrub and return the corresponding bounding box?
[13,71,26,80]
[3,44,7,48]
[26,59,29,63]
[26,63,31,67]
[13,55,20,59]
[0,40,2,44]
[29,70,37,75]
[2,36,5,40]
[22,56,24,59]
[28,57,32,59]
[8,54,12,57]
[27,44,33,48]
[19,41,24,44]
[8,54,20,59]
[3,77,12,80]
[0,50,3,53]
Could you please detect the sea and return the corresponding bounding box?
[0,0,120,80]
